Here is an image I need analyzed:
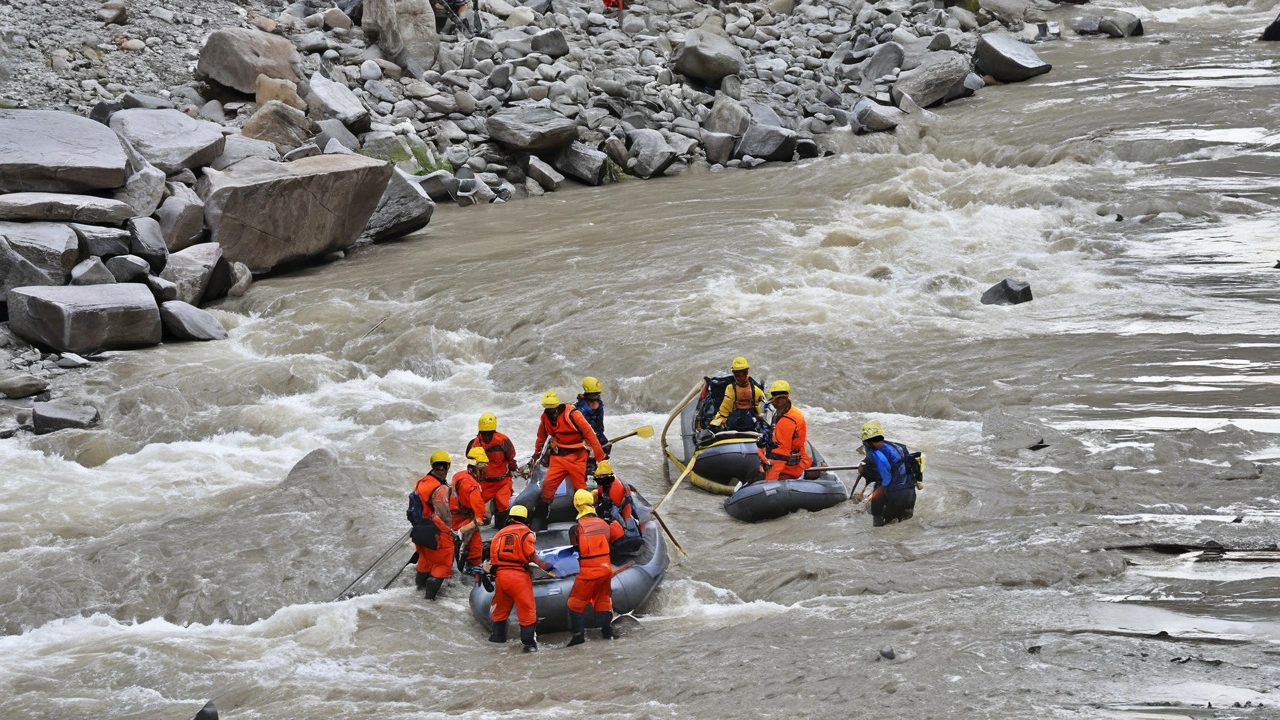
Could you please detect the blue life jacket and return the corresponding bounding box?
[575,396,608,447]
[866,441,913,491]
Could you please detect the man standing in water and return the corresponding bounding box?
[575,377,610,456]
[410,451,457,600]
[854,420,920,526]
[467,412,518,528]
[450,447,488,572]
[488,504,555,653]
[710,356,766,433]
[533,390,608,519]
[566,489,624,646]
[757,380,812,481]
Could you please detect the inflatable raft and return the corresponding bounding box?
[722,452,849,522]
[468,467,668,633]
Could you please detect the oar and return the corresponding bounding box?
[607,425,654,444]
[651,449,701,516]
[382,551,418,590]
[648,507,689,558]
[334,529,411,601]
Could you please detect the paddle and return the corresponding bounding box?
[334,529,411,601]
[606,425,654,444]
[650,449,701,517]
[648,507,689,558]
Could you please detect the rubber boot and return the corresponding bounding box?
[423,576,444,601]
[415,571,429,591]
[599,610,614,640]
[488,621,507,644]
[531,500,551,531]
[566,611,585,647]
[493,510,509,530]
[519,624,538,653]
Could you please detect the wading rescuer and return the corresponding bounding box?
[575,377,610,455]
[450,447,488,571]
[711,356,766,432]
[757,380,812,481]
[567,489,624,646]
[488,504,555,653]
[854,420,922,527]
[466,412,518,528]
[408,451,459,600]
[533,390,608,518]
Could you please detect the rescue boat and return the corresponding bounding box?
[722,455,849,523]
[468,466,668,634]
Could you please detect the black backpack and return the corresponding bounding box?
[695,374,733,430]
[407,490,440,550]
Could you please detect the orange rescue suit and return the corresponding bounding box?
[413,474,454,578]
[759,406,812,481]
[489,523,540,627]
[595,479,633,521]
[450,469,486,566]
[534,405,607,504]
[467,431,518,512]
[568,514,623,613]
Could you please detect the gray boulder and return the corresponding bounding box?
[69,257,117,286]
[159,300,227,341]
[0,193,134,224]
[363,0,439,77]
[69,224,130,258]
[363,168,435,241]
[530,29,570,58]
[975,33,1052,83]
[0,374,48,399]
[861,42,905,84]
[127,217,168,274]
[1099,11,1143,38]
[526,156,564,192]
[627,129,678,179]
[307,72,370,131]
[160,243,223,305]
[144,274,179,302]
[981,278,1033,306]
[417,170,459,202]
[112,158,166,218]
[555,142,608,185]
[854,98,904,133]
[105,254,150,283]
[733,124,797,162]
[1264,13,1280,41]
[487,107,579,153]
[703,94,751,136]
[700,131,736,165]
[108,110,227,174]
[672,29,744,84]
[195,28,299,94]
[197,155,393,273]
[1,236,55,298]
[891,51,971,108]
[242,101,320,155]
[0,222,78,283]
[32,401,101,434]
[0,110,129,193]
[979,0,1036,24]
[6,283,162,353]
[155,183,206,252]
[210,135,281,171]
[316,119,360,151]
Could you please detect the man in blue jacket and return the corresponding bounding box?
[854,420,919,527]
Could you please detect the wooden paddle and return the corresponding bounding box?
[607,425,654,444]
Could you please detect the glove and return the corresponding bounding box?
[915,480,923,490]
[601,442,613,457]
[586,459,598,476]
[451,530,463,542]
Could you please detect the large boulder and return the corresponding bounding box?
[155,183,205,252]
[854,98,904,133]
[241,101,319,155]
[672,29,743,84]
[0,374,48,399]
[975,33,1052,83]
[555,142,608,185]
[861,42,905,84]
[525,156,564,192]
[487,107,579,153]
[160,243,223,305]
[195,28,299,95]
[306,72,370,131]
[159,300,227,341]
[627,129,678,179]
[6,283,162,353]
[210,135,281,171]
[0,222,78,283]
[32,402,101,434]
[703,94,751,136]
[196,155,392,273]
[530,28,570,58]
[1264,13,1280,41]
[1098,11,1143,38]
[69,224,130,258]
[891,51,971,108]
[979,0,1036,24]
[363,168,435,241]
[111,155,166,218]
[733,124,797,162]
[0,193,134,224]
[69,257,116,286]
[127,217,168,274]
[108,109,226,174]
[0,110,129,193]
[1,236,55,298]
[362,0,439,77]
[981,278,1033,306]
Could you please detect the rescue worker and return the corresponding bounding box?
[466,412,519,528]
[411,450,457,600]
[566,489,624,646]
[853,420,919,527]
[591,460,633,523]
[488,504,555,653]
[757,380,812,481]
[574,377,610,455]
[450,447,488,571]
[710,356,766,432]
[533,390,608,518]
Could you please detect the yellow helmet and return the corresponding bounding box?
[731,356,750,371]
[429,449,451,466]
[466,447,489,465]
[478,412,497,432]
[861,420,884,441]
[540,390,561,408]
[582,376,603,394]
[508,504,529,519]
[573,489,596,518]
[769,380,790,396]
[594,459,613,477]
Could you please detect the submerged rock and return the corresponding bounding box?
[976,33,1052,83]
[980,278,1033,306]
[32,401,101,434]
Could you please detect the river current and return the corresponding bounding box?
[4,1,1280,718]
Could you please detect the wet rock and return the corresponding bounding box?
[1098,11,1143,38]
[363,168,435,241]
[701,131,736,165]
[160,300,227,341]
[975,33,1052,83]
[306,72,370,131]
[242,101,320,154]
[672,29,744,84]
[1263,14,1280,41]
[104,254,150,283]
[0,374,48,399]
[108,109,226,175]
[32,401,101,434]
[1213,459,1261,481]
[0,193,135,224]
[1069,15,1101,35]
[880,646,896,660]
[228,262,252,298]
[487,107,579,153]
[861,42,905,84]
[193,700,218,720]
[197,155,392,273]
[55,352,90,369]
[363,0,439,78]
[0,222,78,283]
[703,94,751,136]
[127,217,167,274]
[525,155,564,192]
[417,170,459,202]
[144,274,179,302]
[160,243,223,305]
[627,129,678,179]
[6,284,162,353]
[0,110,130,193]
[555,142,608,186]
[531,29,570,58]
[980,278,1033,306]
[256,75,307,112]
[209,135,281,172]
[196,28,300,95]
[69,257,117,286]
[854,98,904,133]
[892,51,971,108]
[734,124,796,162]
[70,224,130,258]
[155,183,206,252]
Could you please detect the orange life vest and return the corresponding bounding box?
[540,405,590,452]
[733,382,756,411]
[449,470,484,525]
[765,407,811,469]
[574,515,613,579]
[470,431,515,481]
[491,523,537,570]
[413,475,449,532]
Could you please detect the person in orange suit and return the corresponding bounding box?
[450,447,488,571]
[532,390,607,519]
[566,489,625,645]
[466,412,519,528]
[757,380,812,481]
[410,450,457,600]
[487,504,554,653]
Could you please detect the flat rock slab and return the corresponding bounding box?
[32,401,100,434]
[197,155,392,273]
[0,110,129,193]
[6,283,161,353]
[486,107,579,153]
[0,221,79,280]
[975,33,1052,83]
[0,374,48,399]
[109,109,227,174]
[160,300,227,341]
[195,28,299,95]
[0,193,135,224]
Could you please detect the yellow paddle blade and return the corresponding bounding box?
[635,425,654,439]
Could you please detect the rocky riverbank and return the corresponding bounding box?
[0,0,1153,437]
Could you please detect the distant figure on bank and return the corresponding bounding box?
[575,376,611,455]
[854,420,921,527]
[408,450,458,600]
[567,489,624,646]
[488,504,555,653]
[533,390,608,519]
[711,356,766,433]
[467,412,518,528]
[450,447,488,572]
[757,380,811,481]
